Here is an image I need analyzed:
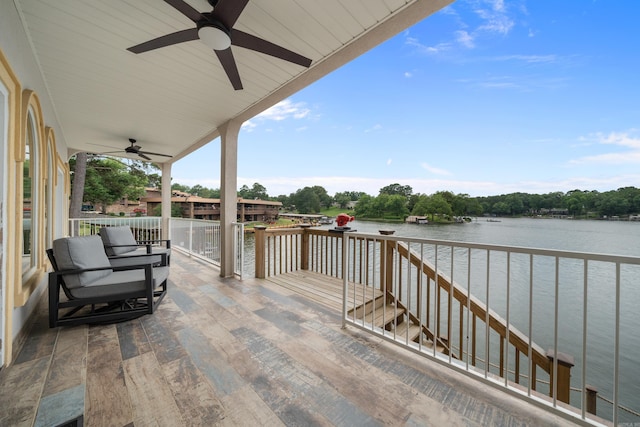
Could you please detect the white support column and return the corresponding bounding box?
[161,162,172,241]
[219,119,241,277]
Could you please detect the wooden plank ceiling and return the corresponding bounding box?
[15,0,453,162]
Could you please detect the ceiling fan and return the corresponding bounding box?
[127,0,312,90]
[100,139,173,161]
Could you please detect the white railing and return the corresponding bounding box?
[68,216,244,277]
[68,216,162,240]
[169,218,244,278]
[340,231,640,427]
[233,222,245,278]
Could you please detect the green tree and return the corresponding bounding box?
[310,185,332,208]
[354,194,375,218]
[616,186,640,213]
[411,194,430,216]
[276,194,291,209]
[240,182,268,200]
[492,201,510,216]
[466,198,483,217]
[565,189,586,216]
[147,173,162,189]
[597,192,629,216]
[171,183,191,193]
[195,186,219,198]
[379,183,413,199]
[83,157,148,212]
[190,184,205,197]
[384,194,409,218]
[291,187,321,213]
[333,191,352,209]
[504,193,525,215]
[426,193,452,220]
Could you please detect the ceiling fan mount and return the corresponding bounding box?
[115,138,172,161]
[127,0,312,90]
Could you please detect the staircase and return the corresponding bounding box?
[347,292,449,355]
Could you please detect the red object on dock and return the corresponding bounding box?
[335,213,355,227]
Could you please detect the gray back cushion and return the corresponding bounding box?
[100,226,138,256]
[52,235,113,288]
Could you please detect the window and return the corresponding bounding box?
[22,109,37,276]
[17,90,47,304]
[45,129,55,248]
[0,71,7,367]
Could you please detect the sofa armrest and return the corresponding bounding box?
[137,239,171,249]
[108,250,168,267]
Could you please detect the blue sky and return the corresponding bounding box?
[172,0,640,198]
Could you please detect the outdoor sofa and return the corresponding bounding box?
[47,235,168,327]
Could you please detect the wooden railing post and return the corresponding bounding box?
[254,226,267,278]
[379,236,395,293]
[586,385,598,415]
[378,230,395,295]
[300,224,311,271]
[546,350,575,404]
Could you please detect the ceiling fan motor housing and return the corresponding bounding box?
[197,16,231,50]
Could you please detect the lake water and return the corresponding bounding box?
[247,218,640,422]
[339,217,640,257]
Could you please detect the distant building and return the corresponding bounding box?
[142,188,282,222]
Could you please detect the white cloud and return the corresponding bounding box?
[259,99,310,121]
[493,54,558,64]
[241,121,257,131]
[570,131,640,165]
[408,0,516,57]
[405,36,452,55]
[404,71,413,78]
[421,162,452,176]
[242,99,310,131]
[598,130,640,148]
[474,2,515,35]
[456,30,475,48]
[387,158,393,165]
[489,0,505,12]
[365,124,383,133]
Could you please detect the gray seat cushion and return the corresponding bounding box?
[68,266,170,299]
[100,226,139,256]
[52,236,113,289]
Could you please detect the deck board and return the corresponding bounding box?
[265,270,384,312]
[0,251,583,426]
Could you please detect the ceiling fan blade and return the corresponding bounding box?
[164,0,203,23]
[128,28,199,54]
[215,48,242,90]
[212,0,249,29]
[138,152,152,161]
[231,30,312,67]
[138,151,173,158]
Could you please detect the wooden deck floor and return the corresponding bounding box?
[262,270,384,313]
[0,251,580,426]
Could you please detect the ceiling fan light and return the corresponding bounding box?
[198,25,231,50]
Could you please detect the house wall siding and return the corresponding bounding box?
[1,1,68,365]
